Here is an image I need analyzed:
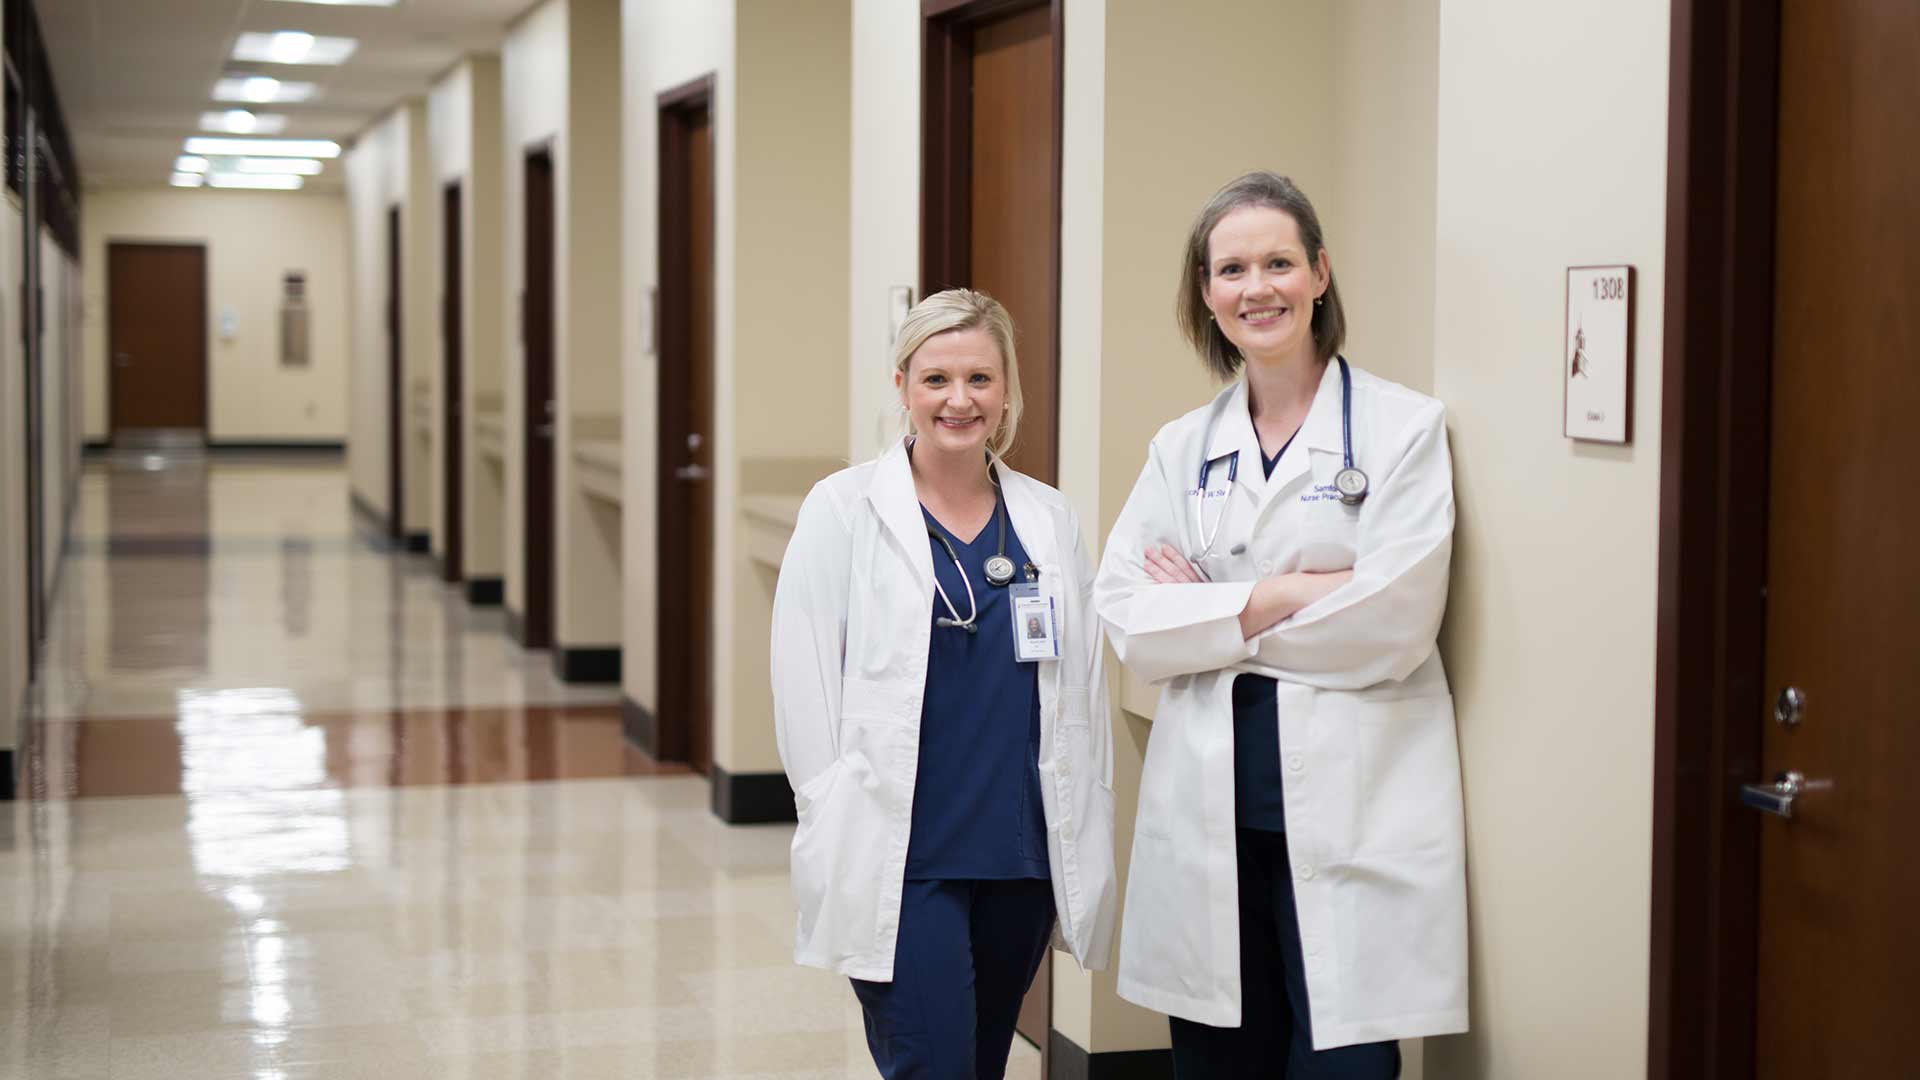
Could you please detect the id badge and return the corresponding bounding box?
[1009,582,1060,662]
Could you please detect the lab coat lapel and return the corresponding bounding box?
[999,466,1057,570]
[1255,358,1344,513]
[864,438,935,595]
[1204,379,1266,505]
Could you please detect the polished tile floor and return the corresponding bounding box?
[2,454,1042,1079]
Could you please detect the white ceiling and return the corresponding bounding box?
[38,0,535,194]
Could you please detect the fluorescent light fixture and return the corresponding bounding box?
[200,110,288,135]
[175,155,210,174]
[184,137,340,159]
[233,31,358,66]
[170,172,207,188]
[207,173,304,191]
[235,157,324,176]
[213,77,317,104]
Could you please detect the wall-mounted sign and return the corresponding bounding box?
[888,285,915,345]
[1564,265,1634,444]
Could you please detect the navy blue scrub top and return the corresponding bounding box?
[906,491,1050,881]
[1233,435,1295,832]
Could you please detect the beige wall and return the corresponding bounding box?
[619,0,734,718]
[716,0,851,774]
[430,57,507,582]
[345,102,434,529]
[1423,0,1669,1075]
[555,0,624,650]
[80,189,350,445]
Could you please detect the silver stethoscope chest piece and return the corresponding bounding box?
[1334,465,1370,505]
[983,554,1016,587]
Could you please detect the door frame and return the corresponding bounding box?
[387,205,405,541]
[919,0,1064,479]
[520,143,557,649]
[1647,1,1782,1076]
[655,72,716,770]
[105,241,210,439]
[442,181,465,584]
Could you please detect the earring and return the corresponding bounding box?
[1002,402,1010,410]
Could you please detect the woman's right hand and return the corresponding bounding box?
[1238,569,1353,640]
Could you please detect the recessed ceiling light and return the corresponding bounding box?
[207,173,305,191]
[213,77,317,104]
[233,31,358,66]
[170,172,207,188]
[234,157,325,176]
[184,137,341,159]
[200,110,289,135]
[175,156,211,174]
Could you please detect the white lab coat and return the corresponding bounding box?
[1094,359,1467,1050]
[771,437,1118,981]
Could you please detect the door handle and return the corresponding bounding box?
[673,464,709,481]
[1739,770,1833,819]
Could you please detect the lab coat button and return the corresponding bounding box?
[1286,754,1304,772]
[1054,761,1069,777]
[1307,957,1326,976]
[1296,864,1315,881]
[1259,560,1275,574]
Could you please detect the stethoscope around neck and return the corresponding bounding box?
[919,460,1018,635]
[1192,355,1370,561]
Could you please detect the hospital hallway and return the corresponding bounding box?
[0,451,1040,1079]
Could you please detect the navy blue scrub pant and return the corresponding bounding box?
[850,878,1055,1079]
[1168,829,1401,1079]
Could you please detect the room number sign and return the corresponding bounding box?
[1564,265,1634,444]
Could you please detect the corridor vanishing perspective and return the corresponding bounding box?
[0,453,1039,1079]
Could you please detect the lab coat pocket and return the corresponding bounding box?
[838,676,919,808]
[1353,692,1461,856]
[1301,448,1361,572]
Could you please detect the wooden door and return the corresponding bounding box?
[107,243,206,436]
[657,80,715,775]
[968,6,1058,483]
[923,1,1061,486]
[442,182,465,584]
[387,208,405,540]
[522,150,557,649]
[1752,1,1918,1073]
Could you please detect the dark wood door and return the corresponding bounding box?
[658,85,715,775]
[442,182,465,584]
[1753,1,1919,1074]
[387,207,405,540]
[523,150,557,649]
[968,5,1058,484]
[107,243,207,435]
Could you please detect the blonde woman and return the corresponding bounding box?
[772,289,1116,1078]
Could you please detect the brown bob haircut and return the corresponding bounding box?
[1175,171,1347,381]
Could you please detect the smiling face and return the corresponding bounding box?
[895,327,1008,460]
[1202,205,1329,369]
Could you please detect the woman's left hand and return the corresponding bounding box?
[1143,544,1206,584]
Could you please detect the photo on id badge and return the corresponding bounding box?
[1009,582,1058,662]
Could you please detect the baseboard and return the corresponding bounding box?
[207,440,345,454]
[404,532,429,553]
[554,647,620,683]
[465,577,503,606]
[82,439,110,455]
[710,763,797,825]
[1048,1032,1172,1080]
[621,696,656,756]
[1,748,15,801]
[505,607,525,645]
